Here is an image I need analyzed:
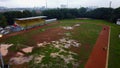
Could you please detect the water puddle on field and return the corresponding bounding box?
[9,47,34,64]
[34,55,45,63]
[22,47,33,53]
[0,44,13,56]
[62,26,73,30]
[74,24,80,27]
[62,24,80,30]
[9,56,33,64]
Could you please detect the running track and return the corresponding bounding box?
[85,25,110,68]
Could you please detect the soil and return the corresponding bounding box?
[1,27,66,68]
[69,45,81,54]
[33,27,66,43]
[85,25,110,68]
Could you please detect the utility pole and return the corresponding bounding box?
[0,37,4,68]
[46,0,47,8]
[0,52,4,68]
[67,0,68,8]
[109,1,112,8]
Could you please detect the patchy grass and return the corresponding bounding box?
[28,43,80,68]
[2,19,114,68]
[60,19,120,68]
[60,19,102,67]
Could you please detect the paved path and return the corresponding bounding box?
[85,25,110,68]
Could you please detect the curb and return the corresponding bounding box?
[105,26,111,68]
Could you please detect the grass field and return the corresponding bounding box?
[0,19,120,68]
[67,19,120,68]
[62,19,120,68]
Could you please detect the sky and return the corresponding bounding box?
[0,0,120,8]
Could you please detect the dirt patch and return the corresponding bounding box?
[85,25,110,68]
[69,46,81,54]
[33,27,66,43]
[84,44,90,51]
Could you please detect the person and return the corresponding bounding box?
[103,46,107,51]
[104,28,106,30]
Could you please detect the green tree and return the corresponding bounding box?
[23,10,32,17]
[111,7,120,23]
[78,7,87,17]
[87,8,113,20]
[0,14,7,27]
[3,10,32,25]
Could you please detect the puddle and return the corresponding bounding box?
[34,55,45,63]
[0,44,13,56]
[9,56,33,64]
[50,53,59,58]
[37,38,81,49]
[62,24,80,30]
[59,38,81,48]
[37,43,44,47]
[22,47,33,53]
[50,52,75,64]
[37,42,50,47]
[74,24,80,27]
[62,26,73,30]
[35,37,80,64]
[16,52,24,57]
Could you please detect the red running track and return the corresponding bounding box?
[85,25,110,68]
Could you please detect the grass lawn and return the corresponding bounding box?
[0,19,119,68]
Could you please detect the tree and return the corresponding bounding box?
[78,7,87,17]
[111,7,120,23]
[0,14,7,27]
[86,8,113,21]
[23,10,32,17]
[41,8,78,19]
[3,10,32,25]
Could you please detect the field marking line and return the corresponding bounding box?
[105,26,111,68]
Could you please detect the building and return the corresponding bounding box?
[116,19,120,25]
[15,16,47,29]
[60,5,67,8]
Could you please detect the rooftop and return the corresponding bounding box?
[15,16,47,21]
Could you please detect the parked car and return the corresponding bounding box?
[0,27,3,31]
[0,30,6,34]
[3,31,10,35]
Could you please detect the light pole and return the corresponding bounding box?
[0,52,4,68]
[109,1,112,8]
[46,0,48,8]
[67,0,68,8]
[0,35,4,68]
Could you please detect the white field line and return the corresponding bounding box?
[105,26,111,68]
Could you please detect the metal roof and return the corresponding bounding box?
[16,16,47,21]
